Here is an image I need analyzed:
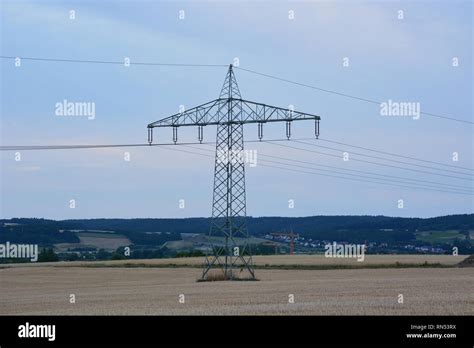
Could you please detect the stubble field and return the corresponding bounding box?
[0,255,472,315]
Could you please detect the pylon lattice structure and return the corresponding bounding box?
[147,65,321,280]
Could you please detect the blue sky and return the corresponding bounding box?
[1,0,472,219]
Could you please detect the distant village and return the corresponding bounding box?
[263,231,449,255]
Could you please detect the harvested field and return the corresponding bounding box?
[55,233,131,253]
[1,254,466,269]
[0,264,472,315]
[77,232,131,251]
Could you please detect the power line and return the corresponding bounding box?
[295,137,473,173]
[257,162,473,196]
[0,138,302,151]
[0,141,212,151]
[267,141,472,181]
[158,144,215,159]
[0,55,227,67]
[3,54,470,124]
[185,144,473,194]
[235,66,473,125]
[317,138,474,172]
[4,131,471,173]
[257,152,472,192]
[179,144,472,195]
[293,140,472,177]
[257,158,472,194]
[4,138,472,187]
[2,136,470,195]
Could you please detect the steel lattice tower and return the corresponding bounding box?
[147,65,321,280]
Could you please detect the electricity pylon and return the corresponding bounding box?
[147,65,321,280]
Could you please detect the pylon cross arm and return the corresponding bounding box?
[148,98,320,129]
[147,98,224,128]
[234,98,321,123]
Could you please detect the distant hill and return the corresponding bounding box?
[1,214,472,246]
